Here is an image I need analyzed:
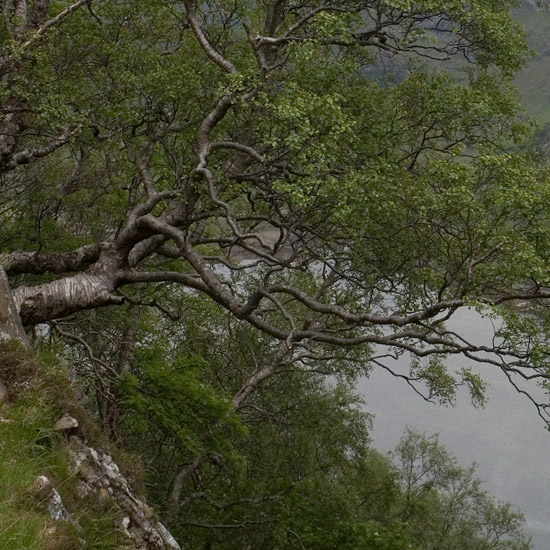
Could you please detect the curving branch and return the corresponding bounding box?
[183,0,237,74]
[2,242,109,275]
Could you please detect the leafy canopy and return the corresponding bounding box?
[1,0,549,411]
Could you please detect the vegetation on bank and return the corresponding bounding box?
[0,339,532,549]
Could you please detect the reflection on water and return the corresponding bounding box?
[358,308,550,550]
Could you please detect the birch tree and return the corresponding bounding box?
[2,0,550,415]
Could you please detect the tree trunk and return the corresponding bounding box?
[13,271,124,326]
[0,266,30,349]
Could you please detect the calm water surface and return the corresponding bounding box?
[358,309,550,549]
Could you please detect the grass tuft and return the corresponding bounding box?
[0,342,131,549]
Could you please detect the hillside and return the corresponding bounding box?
[0,340,179,550]
[0,2,546,549]
[515,4,550,123]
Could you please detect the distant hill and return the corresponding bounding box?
[519,0,539,10]
[514,3,550,124]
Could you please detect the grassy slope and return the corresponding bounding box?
[0,342,129,550]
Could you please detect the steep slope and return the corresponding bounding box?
[0,268,180,550]
[0,339,182,550]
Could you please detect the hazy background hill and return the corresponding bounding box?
[515,2,550,124]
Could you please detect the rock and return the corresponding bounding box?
[70,437,181,550]
[74,480,90,499]
[31,476,71,522]
[54,415,79,431]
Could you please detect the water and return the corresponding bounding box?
[358,308,550,549]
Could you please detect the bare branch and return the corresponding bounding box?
[1,124,83,174]
[21,0,93,51]
[183,0,237,74]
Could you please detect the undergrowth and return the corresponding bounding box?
[0,341,131,549]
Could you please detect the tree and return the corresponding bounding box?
[1,3,545,548]
[114,344,532,550]
[1,2,550,415]
[392,428,531,550]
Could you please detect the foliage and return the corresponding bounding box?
[118,358,531,549]
[2,0,550,407]
[0,0,548,548]
[100,308,531,549]
[392,428,531,550]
